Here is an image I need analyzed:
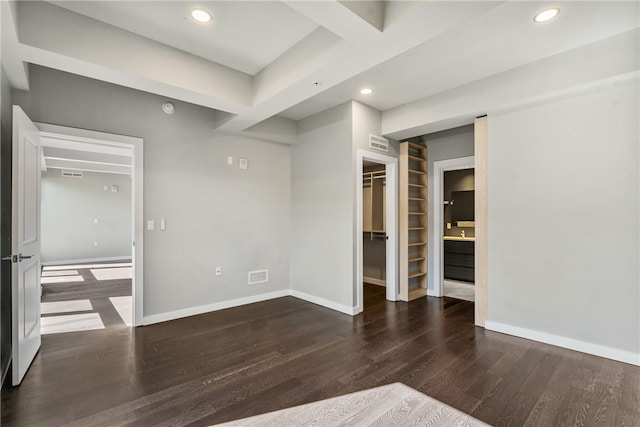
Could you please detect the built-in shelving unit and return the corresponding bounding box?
[399,141,428,301]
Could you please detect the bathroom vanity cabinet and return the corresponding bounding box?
[443,240,475,283]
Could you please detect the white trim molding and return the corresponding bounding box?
[143,290,291,325]
[290,290,357,316]
[35,122,144,327]
[432,156,475,298]
[42,256,131,266]
[356,149,399,310]
[485,321,640,366]
[363,277,386,287]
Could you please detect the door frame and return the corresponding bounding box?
[36,123,144,326]
[356,149,399,313]
[433,156,474,298]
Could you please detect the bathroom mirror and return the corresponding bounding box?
[451,190,474,223]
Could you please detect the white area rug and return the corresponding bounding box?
[215,383,490,427]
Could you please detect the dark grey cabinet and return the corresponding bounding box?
[444,240,474,283]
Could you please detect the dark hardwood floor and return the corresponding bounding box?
[2,284,638,426]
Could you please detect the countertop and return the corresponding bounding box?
[443,236,475,242]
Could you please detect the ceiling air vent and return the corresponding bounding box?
[369,134,389,152]
[61,169,83,178]
[248,269,268,285]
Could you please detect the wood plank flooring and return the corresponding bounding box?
[2,284,639,426]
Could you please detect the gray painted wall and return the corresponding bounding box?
[290,101,390,310]
[13,65,291,318]
[41,170,132,264]
[487,82,639,355]
[421,125,475,293]
[290,102,354,308]
[352,102,397,303]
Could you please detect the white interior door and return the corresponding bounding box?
[11,106,42,385]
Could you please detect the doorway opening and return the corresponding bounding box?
[39,159,133,333]
[36,123,144,329]
[356,150,398,313]
[362,159,387,308]
[433,157,475,300]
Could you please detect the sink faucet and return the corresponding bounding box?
[461,230,465,238]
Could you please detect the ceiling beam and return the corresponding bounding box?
[16,1,252,113]
[1,1,29,90]
[282,0,383,42]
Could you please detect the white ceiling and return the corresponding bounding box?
[49,1,320,75]
[2,1,638,145]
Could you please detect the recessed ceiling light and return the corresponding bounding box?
[360,88,373,95]
[533,8,560,23]
[190,8,212,23]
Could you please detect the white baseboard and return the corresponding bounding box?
[363,277,386,287]
[143,289,290,325]
[142,289,359,326]
[42,256,131,266]
[289,290,357,316]
[485,321,640,366]
[427,288,440,297]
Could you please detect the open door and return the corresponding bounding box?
[11,106,42,385]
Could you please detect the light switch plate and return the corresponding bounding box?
[147,220,155,231]
[239,157,248,170]
[227,156,233,165]
[160,219,166,231]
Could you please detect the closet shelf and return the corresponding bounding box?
[408,287,427,301]
[408,155,427,162]
[408,212,426,215]
[409,257,426,262]
[408,242,426,247]
[408,183,426,188]
[408,271,427,279]
[408,197,425,201]
[408,227,425,230]
[408,169,426,176]
[408,142,426,152]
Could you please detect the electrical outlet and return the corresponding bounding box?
[447,222,451,230]
[215,266,222,276]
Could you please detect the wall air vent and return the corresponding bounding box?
[61,169,83,178]
[369,134,389,152]
[248,269,268,285]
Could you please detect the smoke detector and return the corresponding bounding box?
[162,102,175,115]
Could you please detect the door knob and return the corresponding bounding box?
[18,254,34,261]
